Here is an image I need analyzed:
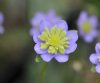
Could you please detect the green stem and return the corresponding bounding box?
[39,62,48,83]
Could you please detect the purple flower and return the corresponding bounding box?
[89,43,100,73]
[33,19,78,62]
[77,11,98,43]
[0,12,4,34]
[30,10,60,36]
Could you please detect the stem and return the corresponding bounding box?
[39,62,48,83]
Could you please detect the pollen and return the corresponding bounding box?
[38,25,69,54]
[82,21,91,33]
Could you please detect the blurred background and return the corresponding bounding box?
[0,0,100,83]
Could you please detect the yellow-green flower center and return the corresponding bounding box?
[97,56,100,62]
[38,25,69,54]
[82,21,91,33]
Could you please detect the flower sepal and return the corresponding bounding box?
[35,55,44,63]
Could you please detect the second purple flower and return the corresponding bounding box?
[77,11,98,43]
[89,43,100,73]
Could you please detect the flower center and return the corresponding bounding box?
[97,56,100,62]
[82,21,91,33]
[38,25,69,54]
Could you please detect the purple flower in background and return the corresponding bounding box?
[77,11,98,43]
[0,12,4,34]
[30,10,61,36]
[33,19,78,62]
[89,43,100,73]
[30,12,44,36]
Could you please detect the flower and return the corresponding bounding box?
[0,12,4,34]
[30,10,60,36]
[30,12,45,36]
[33,19,78,62]
[72,60,82,72]
[89,43,100,73]
[77,11,98,42]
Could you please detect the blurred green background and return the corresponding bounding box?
[0,0,100,83]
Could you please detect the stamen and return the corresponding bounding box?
[41,43,49,50]
[82,21,91,33]
[39,26,69,54]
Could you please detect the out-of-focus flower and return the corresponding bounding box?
[89,43,100,73]
[30,10,61,36]
[77,11,98,42]
[72,60,83,72]
[33,19,78,62]
[0,12,4,34]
